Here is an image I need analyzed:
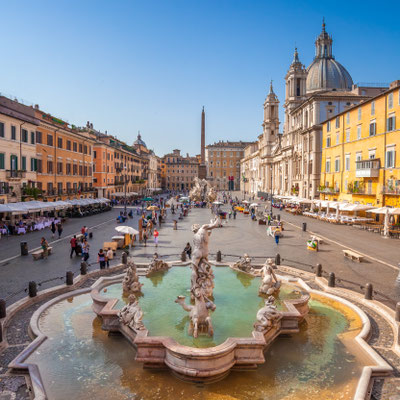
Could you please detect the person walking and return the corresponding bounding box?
[106,248,113,268]
[50,221,56,238]
[233,209,237,219]
[267,214,271,226]
[184,242,192,259]
[57,222,63,238]
[274,230,280,245]
[143,230,148,247]
[153,229,159,247]
[70,235,77,258]
[82,239,90,261]
[98,249,106,269]
[40,237,49,259]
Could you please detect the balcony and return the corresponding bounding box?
[6,170,26,179]
[382,186,400,195]
[348,187,375,195]
[355,159,380,178]
[318,186,339,194]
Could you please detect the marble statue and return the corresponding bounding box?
[258,259,281,295]
[254,296,281,332]
[190,217,220,298]
[122,259,143,293]
[175,287,216,338]
[189,177,210,202]
[118,294,146,331]
[207,186,217,204]
[146,253,169,276]
[233,253,254,273]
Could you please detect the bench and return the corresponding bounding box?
[32,247,53,260]
[343,249,364,262]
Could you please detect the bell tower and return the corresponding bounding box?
[283,47,307,134]
[262,81,280,148]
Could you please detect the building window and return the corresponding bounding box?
[388,92,393,109]
[335,158,340,172]
[326,137,331,148]
[345,155,350,171]
[35,131,42,143]
[57,162,63,174]
[47,160,53,173]
[335,117,340,129]
[66,164,71,175]
[11,126,16,140]
[371,101,375,115]
[0,153,4,169]
[357,126,362,140]
[37,159,42,173]
[387,115,396,132]
[84,145,88,154]
[22,129,28,143]
[30,158,37,171]
[67,140,71,150]
[346,112,350,124]
[47,134,53,146]
[73,142,77,152]
[327,121,331,132]
[0,122,4,137]
[357,108,362,121]
[369,122,376,136]
[58,137,63,148]
[336,133,339,144]
[326,159,331,173]
[345,129,350,143]
[30,131,35,144]
[79,143,83,153]
[385,148,395,168]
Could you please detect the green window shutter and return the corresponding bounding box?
[0,154,4,169]
[22,156,26,171]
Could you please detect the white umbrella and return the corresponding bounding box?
[242,200,250,204]
[115,226,139,235]
[212,201,224,205]
[250,203,259,207]
[367,207,400,215]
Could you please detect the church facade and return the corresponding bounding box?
[241,22,387,199]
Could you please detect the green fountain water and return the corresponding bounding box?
[26,267,365,399]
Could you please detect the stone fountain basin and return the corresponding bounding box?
[90,267,310,383]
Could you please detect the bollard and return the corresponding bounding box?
[328,272,335,287]
[395,302,400,322]
[66,271,74,285]
[80,262,87,275]
[20,241,28,256]
[365,283,373,300]
[277,214,281,222]
[181,251,186,262]
[0,299,6,319]
[275,253,281,266]
[121,252,128,265]
[0,322,2,343]
[316,263,322,277]
[302,222,307,232]
[89,232,93,239]
[28,281,37,297]
[216,251,222,262]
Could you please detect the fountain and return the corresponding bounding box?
[6,216,396,399]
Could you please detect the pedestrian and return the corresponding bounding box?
[82,239,90,261]
[50,221,56,238]
[233,210,237,219]
[267,214,271,226]
[143,231,148,247]
[184,242,192,259]
[274,230,280,245]
[98,249,106,269]
[70,235,77,258]
[173,220,177,230]
[153,228,159,247]
[57,222,63,238]
[106,248,113,268]
[40,237,49,258]
[84,226,89,239]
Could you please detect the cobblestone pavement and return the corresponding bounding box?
[1,201,400,308]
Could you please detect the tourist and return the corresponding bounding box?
[50,221,56,238]
[153,228,159,247]
[143,230,148,247]
[84,226,89,239]
[98,249,106,269]
[173,220,178,230]
[274,229,280,245]
[40,237,49,259]
[233,209,237,219]
[184,242,192,259]
[106,248,113,267]
[70,235,77,258]
[267,214,271,226]
[57,222,63,238]
[82,239,90,261]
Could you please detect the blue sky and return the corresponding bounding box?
[1,0,399,155]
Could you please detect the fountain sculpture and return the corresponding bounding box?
[254,296,282,332]
[233,253,255,273]
[122,259,143,293]
[189,177,217,204]
[258,259,281,295]
[118,293,146,331]
[146,253,169,276]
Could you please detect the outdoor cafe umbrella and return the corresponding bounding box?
[212,201,224,205]
[115,226,139,235]
[242,200,250,204]
[143,197,153,202]
[147,205,159,211]
[250,203,259,207]
[367,207,400,237]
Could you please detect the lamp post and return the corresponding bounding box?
[270,165,273,217]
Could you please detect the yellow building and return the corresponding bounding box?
[320,80,400,207]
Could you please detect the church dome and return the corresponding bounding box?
[133,133,146,147]
[306,21,353,93]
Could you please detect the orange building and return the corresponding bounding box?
[35,110,96,200]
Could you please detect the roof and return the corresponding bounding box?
[206,140,255,149]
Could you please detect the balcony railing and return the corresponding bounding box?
[382,186,400,195]
[319,187,340,194]
[355,159,380,178]
[348,188,375,195]
[6,170,26,179]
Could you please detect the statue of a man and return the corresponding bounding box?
[118,294,145,331]
[191,217,220,267]
[259,259,281,295]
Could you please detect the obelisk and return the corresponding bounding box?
[198,106,207,179]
